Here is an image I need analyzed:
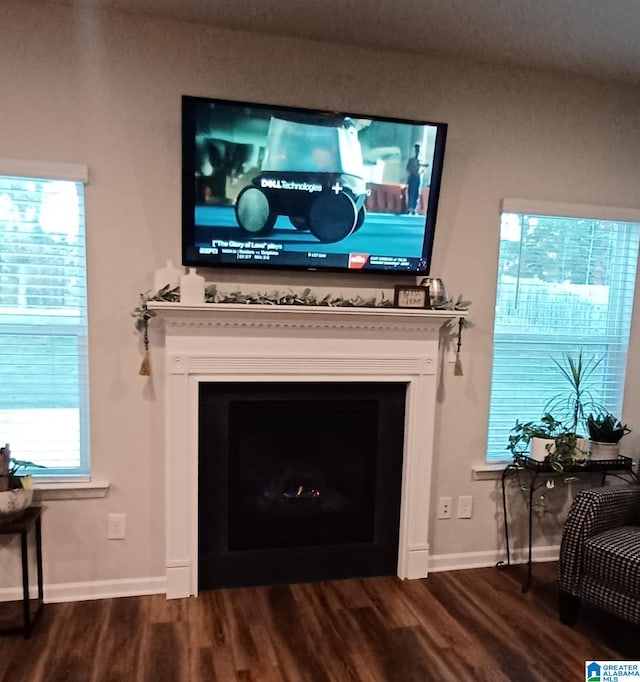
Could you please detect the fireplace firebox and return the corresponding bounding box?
[198,382,406,589]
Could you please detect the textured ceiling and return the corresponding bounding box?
[52,0,640,84]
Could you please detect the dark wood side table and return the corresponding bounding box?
[497,455,637,593]
[0,506,44,638]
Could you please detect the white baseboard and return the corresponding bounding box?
[0,576,166,604]
[428,545,560,573]
[0,547,560,603]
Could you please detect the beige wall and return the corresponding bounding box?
[1,0,639,590]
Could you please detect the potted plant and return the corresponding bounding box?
[547,431,589,472]
[0,444,38,523]
[543,349,605,436]
[507,412,587,471]
[507,350,612,472]
[507,413,564,463]
[508,415,589,470]
[541,349,603,464]
[587,413,631,460]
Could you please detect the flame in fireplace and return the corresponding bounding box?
[283,485,321,499]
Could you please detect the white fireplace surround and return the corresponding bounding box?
[150,302,461,599]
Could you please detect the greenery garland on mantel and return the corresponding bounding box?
[132,284,471,376]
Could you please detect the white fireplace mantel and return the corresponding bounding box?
[150,302,464,598]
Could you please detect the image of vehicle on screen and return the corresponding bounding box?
[185,97,447,271]
[235,115,368,243]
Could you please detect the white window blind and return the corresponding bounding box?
[486,201,640,461]
[0,164,90,476]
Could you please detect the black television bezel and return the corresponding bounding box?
[181,95,448,276]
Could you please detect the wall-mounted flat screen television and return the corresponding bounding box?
[182,95,448,274]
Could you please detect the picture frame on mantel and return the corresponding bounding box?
[393,285,430,309]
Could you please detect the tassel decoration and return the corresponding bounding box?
[138,318,151,376]
[454,317,464,376]
[139,350,151,377]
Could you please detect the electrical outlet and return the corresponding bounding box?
[108,513,126,540]
[437,496,452,519]
[457,495,473,519]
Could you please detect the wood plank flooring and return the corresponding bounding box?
[0,562,636,681]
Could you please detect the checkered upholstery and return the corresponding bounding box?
[559,486,640,624]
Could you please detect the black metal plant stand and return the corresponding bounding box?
[0,506,44,638]
[497,454,636,593]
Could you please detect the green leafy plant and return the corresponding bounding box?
[431,294,472,313]
[507,413,564,457]
[0,444,44,490]
[507,350,606,477]
[548,431,588,472]
[7,459,43,489]
[131,284,180,333]
[204,285,472,314]
[544,349,605,435]
[586,413,631,444]
[507,414,588,472]
[131,284,180,376]
[205,285,391,307]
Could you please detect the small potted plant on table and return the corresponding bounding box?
[508,350,606,471]
[507,413,588,471]
[0,444,37,523]
[508,413,563,463]
[587,413,631,460]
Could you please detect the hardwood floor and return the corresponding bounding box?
[0,562,636,681]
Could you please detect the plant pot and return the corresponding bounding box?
[530,437,556,461]
[589,441,620,461]
[0,488,33,524]
[530,436,589,462]
[575,437,590,456]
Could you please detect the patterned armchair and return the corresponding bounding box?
[559,485,640,625]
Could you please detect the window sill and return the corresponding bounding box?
[472,464,509,481]
[33,480,110,500]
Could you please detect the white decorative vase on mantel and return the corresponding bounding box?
[179,267,205,305]
[154,259,184,292]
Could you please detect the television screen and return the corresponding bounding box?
[182,96,447,274]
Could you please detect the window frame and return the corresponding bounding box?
[486,197,640,464]
[0,158,91,480]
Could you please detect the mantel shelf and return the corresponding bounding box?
[148,302,466,329]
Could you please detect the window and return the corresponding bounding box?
[0,160,89,477]
[486,199,640,462]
